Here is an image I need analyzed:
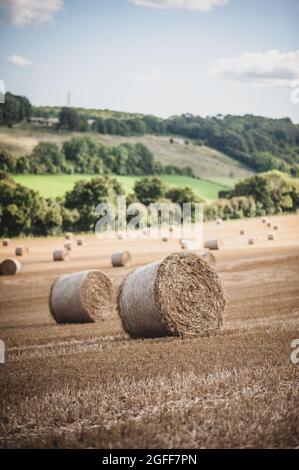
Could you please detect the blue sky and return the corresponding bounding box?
[0,0,298,121]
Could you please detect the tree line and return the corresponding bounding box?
[1,170,298,237]
[0,137,194,177]
[57,108,299,176]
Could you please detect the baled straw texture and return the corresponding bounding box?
[117,251,225,338]
[15,246,29,256]
[273,224,280,230]
[65,232,73,240]
[0,258,22,275]
[2,239,10,247]
[216,218,223,225]
[240,229,245,235]
[49,269,114,323]
[267,221,272,228]
[162,236,169,242]
[204,239,223,250]
[248,237,256,245]
[268,233,275,241]
[111,251,131,267]
[180,239,192,250]
[53,249,69,261]
[77,237,84,246]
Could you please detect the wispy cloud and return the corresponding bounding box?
[0,0,63,27]
[128,0,228,11]
[130,69,162,82]
[7,54,50,71]
[211,49,299,87]
[7,54,33,66]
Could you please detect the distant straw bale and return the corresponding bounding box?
[15,246,29,256]
[111,251,131,267]
[64,241,72,251]
[204,239,223,250]
[53,249,69,261]
[117,252,225,338]
[2,239,10,247]
[0,258,22,275]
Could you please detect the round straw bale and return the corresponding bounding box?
[2,238,10,247]
[111,251,131,267]
[169,225,175,232]
[49,270,114,323]
[266,221,272,228]
[117,232,126,240]
[216,218,223,225]
[15,245,29,256]
[77,237,84,246]
[162,236,169,242]
[0,258,22,275]
[64,241,73,251]
[248,237,256,245]
[240,229,245,235]
[268,233,275,241]
[65,232,73,240]
[204,239,223,250]
[117,252,225,338]
[53,249,69,261]
[273,224,280,230]
[262,217,267,223]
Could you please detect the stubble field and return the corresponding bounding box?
[0,215,298,448]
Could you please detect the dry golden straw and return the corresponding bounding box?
[2,239,10,247]
[0,258,22,276]
[248,237,256,245]
[273,224,280,230]
[117,251,225,338]
[77,237,84,246]
[267,222,272,228]
[53,249,69,262]
[15,246,29,256]
[268,233,275,241]
[216,218,223,225]
[65,232,73,240]
[180,239,192,250]
[240,229,245,235]
[204,239,223,250]
[162,236,169,242]
[49,270,114,323]
[111,251,131,267]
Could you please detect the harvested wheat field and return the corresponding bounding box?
[0,214,299,449]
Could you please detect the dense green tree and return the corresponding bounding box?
[166,186,202,204]
[133,176,166,205]
[29,142,67,174]
[59,107,88,131]
[64,176,124,231]
[0,150,16,172]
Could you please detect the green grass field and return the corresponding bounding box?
[13,174,230,200]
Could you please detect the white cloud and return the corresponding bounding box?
[7,54,33,66]
[130,69,162,81]
[0,0,63,27]
[211,49,299,87]
[128,0,228,11]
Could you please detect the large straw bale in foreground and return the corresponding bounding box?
[117,252,225,338]
[49,270,114,323]
[0,258,22,275]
